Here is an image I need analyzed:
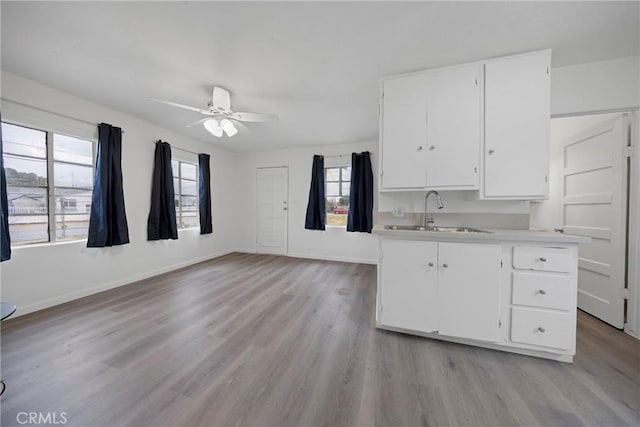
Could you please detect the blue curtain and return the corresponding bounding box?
[147,141,177,240]
[87,123,130,247]
[347,151,374,233]
[198,153,213,234]
[304,155,325,230]
[0,119,11,262]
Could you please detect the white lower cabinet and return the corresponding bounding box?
[376,236,580,362]
[380,239,439,332]
[379,239,501,343]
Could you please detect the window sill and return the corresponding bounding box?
[12,238,88,251]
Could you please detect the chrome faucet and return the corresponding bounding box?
[423,191,444,228]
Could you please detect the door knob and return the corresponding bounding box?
[539,257,547,262]
[488,149,495,155]
[537,327,546,333]
[428,262,434,267]
[417,145,424,152]
[429,145,435,151]
[283,207,287,211]
[538,289,547,295]
[442,263,448,268]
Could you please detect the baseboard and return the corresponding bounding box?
[286,251,377,265]
[13,248,236,317]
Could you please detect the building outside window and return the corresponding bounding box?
[325,166,351,227]
[172,159,199,229]
[2,122,95,245]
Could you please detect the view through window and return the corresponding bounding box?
[2,122,95,245]
[172,159,199,229]
[325,166,351,227]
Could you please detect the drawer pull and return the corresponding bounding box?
[538,289,547,295]
[537,327,546,333]
[539,257,547,262]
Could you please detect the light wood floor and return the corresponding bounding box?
[1,253,638,427]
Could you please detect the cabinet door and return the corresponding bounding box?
[381,73,429,189]
[425,63,481,188]
[438,242,501,342]
[484,51,550,199]
[380,239,439,332]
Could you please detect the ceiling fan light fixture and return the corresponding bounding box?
[203,118,223,137]
[220,118,238,137]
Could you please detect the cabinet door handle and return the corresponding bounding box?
[417,145,424,152]
[428,262,434,267]
[442,263,448,268]
[537,327,546,333]
[429,145,435,151]
[539,257,547,262]
[538,289,547,295]
[488,149,495,155]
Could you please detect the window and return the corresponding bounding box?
[325,166,351,227]
[1,122,95,245]
[172,159,199,229]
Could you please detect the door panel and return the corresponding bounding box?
[438,242,501,342]
[484,51,550,198]
[380,239,439,332]
[561,115,628,328]
[425,63,480,188]
[381,74,429,189]
[256,167,288,255]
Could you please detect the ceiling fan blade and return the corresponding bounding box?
[230,112,278,122]
[185,118,210,128]
[229,119,251,134]
[149,98,208,114]
[212,87,231,112]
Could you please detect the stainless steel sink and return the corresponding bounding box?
[384,225,490,233]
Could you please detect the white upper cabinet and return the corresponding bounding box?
[424,64,481,188]
[379,49,551,199]
[380,63,481,191]
[483,50,551,199]
[380,72,430,189]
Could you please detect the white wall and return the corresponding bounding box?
[551,56,640,116]
[1,72,238,316]
[233,141,378,264]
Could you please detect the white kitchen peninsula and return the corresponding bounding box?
[373,226,590,362]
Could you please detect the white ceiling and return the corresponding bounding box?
[2,1,638,151]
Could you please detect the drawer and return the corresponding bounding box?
[512,246,573,273]
[512,272,572,311]
[511,307,572,350]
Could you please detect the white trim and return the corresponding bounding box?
[11,248,235,317]
[287,251,376,265]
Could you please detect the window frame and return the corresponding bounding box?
[172,159,199,231]
[2,121,96,246]
[324,165,351,228]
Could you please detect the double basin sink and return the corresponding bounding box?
[384,225,490,233]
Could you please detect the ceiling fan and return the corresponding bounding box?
[150,87,278,138]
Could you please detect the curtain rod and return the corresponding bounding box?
[322,154,351,159]
[1,97,125,134]
[153,140,200,157]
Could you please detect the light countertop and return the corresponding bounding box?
[372,225,591,244]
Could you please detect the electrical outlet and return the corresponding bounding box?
[392,207,405,217]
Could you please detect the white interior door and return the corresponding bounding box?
[256,167,288,255]
[561,114,628,328]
